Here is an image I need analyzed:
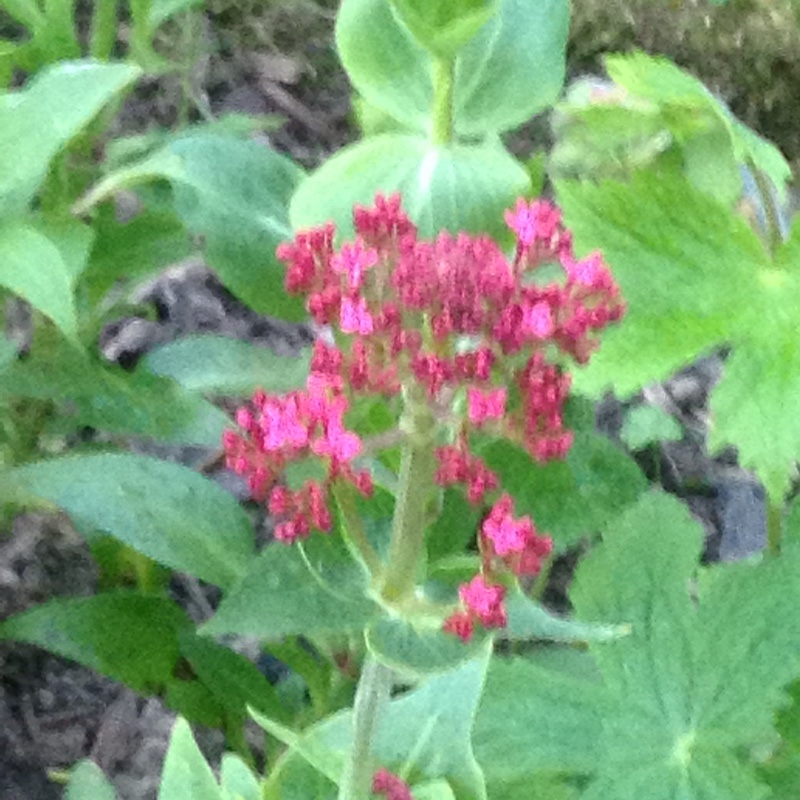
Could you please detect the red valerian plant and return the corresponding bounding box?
[223,192,624,641]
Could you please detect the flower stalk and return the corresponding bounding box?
[338,654,392,800]
[431,56,455,145]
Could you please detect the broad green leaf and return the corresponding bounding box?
[0,591,191,693]
[220,754,262,800]
[569,491,800,798]
[30,216,94,280]
[336,0,568,137]
[474,655,608,777]
[0,220,79,337]
[202,532,380,639]
[5,453,254,590]
[179,632,292,724]
[143,335,311,395]
[81,206,191,304]
[0,341,229,446]
[620,404,683,450]
[263,749,337,800]
[255,644,492,800]
[67,761,117,800]
[504,588,630,643]
[366,616,485,677]
[290,134,529,241]
[1,0,44,29]
[414,781,457,800]
[76,133,305,320]
[426,488,480,564]
[478,432,647,550]
[558,170,800,501]
[0,60,140,213]
[159,718,222,800]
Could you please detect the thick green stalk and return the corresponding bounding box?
[431,56,455,145]
[379,384,438,604]
[338,655,392,800]
[89,0,118,60]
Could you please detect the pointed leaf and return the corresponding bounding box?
[0,591,191,693]
[220,754,262,800]
[159,718,222,800]
[143,335,311,395]
[0,60,140,213]
[5,453,254,590]
[67,761,117,800]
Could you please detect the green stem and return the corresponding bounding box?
[89,0,118,60]
[431,56,455,145]
[379,385,437,604]
[767,502,783,557]
[338,655,392,800]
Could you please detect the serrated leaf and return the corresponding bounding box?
[143,335,311,395]
[255,644,492,800]
[159,718,222,800]
[570,491,800,797]
[478,431,647,550]
[5,453,254,590]
[336,0,567,137]
[76,133,305,320]
[290,134,529,241]
[0,60,140,213]
[558,170,800,501]
[202,532,380,639]
[67,761,117,800]
[0,591,190,693]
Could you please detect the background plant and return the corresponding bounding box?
[0,0,799,798]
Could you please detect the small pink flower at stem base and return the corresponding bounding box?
[372,768,414,800]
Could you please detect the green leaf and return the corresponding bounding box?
[390,0,497,59]
[620,404,683,450]
[5,453,254,590]
[255,644,492,800]
[0,220,79,337]
[67,760,117,800]
[149,0,204,28]
[0,591,191,693]
[478,432,647,550]
[605,52,791,196]
[159,718,222,800]
[220,754,262,800]
[0,60,140,213]
[569,491,800,798]
[143,335,311,395]
[426,488,480,564]
[76,133,305,320]
[1,340,229,446]
[336,0,568,137]
[179,632,293,725]
[474,658,607,777]
[504,587,630,643]
[202,532,380,639]
[366,616,485,677]
[81,206,191,304]
[558,169,800,501]
[290,134,529,241]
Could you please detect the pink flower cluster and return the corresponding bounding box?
[443,494,553,642]
[372,768,414,800]
[225,193,623,629]
[223,388,371,542]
